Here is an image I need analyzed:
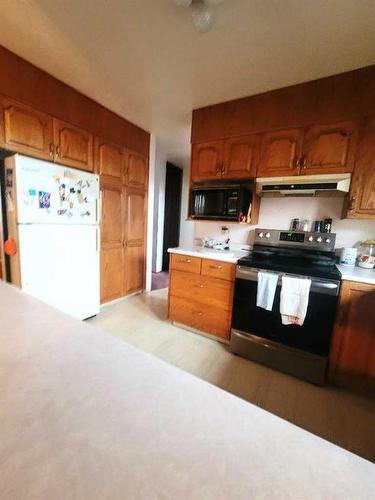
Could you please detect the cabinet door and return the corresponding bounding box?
[124,188,147,294]
[0,97,53,160]
[94,137,123,180]
[344,117,375,219]
[100,179,124,303]
[191,141,224,181]
[302,121,359,174]
[329,280,375,395]
[223,135,259,179]
[125,151,148,189]
[54,118,93,171]
[258,129,303,177]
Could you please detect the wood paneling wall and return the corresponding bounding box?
[0,45,149,156]
[191,65,375,143]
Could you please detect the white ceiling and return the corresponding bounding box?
[1,0,375,166]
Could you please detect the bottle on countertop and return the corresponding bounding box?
[323,218,332,233]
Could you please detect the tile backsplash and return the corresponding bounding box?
[194,197,375,250]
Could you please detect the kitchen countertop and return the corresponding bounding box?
[337,264,375,285]
[168,246,249,264]
[1,281,374,499]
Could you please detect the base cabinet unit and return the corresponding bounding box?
[168,254,235,340]
[100,178,124,303]
[329,280,375,396]
[124,187,147,295]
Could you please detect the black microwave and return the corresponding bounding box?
[191,185,251,221]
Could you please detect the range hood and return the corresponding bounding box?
[256,173,351,197]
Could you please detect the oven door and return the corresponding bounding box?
[231,266,340,357]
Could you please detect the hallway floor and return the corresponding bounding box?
[151,271,169,291]
[89,289,375,463]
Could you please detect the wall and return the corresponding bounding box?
[152,145,167,273]
[179,163,195,247]
[194,197,375,250]
[145,135,156,291]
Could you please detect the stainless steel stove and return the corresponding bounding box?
[230,229,341,385]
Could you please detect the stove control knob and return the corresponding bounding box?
[317,236,323,243]
[258,232,264,238]
[325,238,331,244]
[308,236,314,242]
[265,232,271,239]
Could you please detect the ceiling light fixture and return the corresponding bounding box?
[173,0,225,33]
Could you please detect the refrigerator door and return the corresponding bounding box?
[15,155,99,225]
[18,224,100,320]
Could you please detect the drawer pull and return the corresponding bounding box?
[210,265,223,270]
[193,310,203,316]
[198,284,204,288]
[180,258,192,263]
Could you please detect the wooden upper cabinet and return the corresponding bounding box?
[344,116,375,219]
[223,135,259,179]
[329,280,375,395]
[191,141,224,181]
[53,118,93,171]
[125,151,148,189]
[94,137,123,179]
[124,188,147,294]
[258,128,303,177]
[100,178,124,303]
[0,97,53,160]
[302,121,359,175]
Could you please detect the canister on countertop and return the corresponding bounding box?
[291,218,300,231]
[323,218,332,233]
[339,248,358,267]
[313,220,323,233]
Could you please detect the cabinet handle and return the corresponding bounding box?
[221,164,225,174]
[197,283,204,288]
[215,166,221,175]
[181,258,191,263]
[301,157,307,169]
[210,265,223,270]
[193,310,203,316]
[55,145,60,157]
[49,143,54,157]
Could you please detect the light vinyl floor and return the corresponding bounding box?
[89,289,375,463]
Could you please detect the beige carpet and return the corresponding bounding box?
[90,288,375,463]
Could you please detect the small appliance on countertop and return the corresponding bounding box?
[230,228,341,385]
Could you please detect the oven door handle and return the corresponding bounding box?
[236,266,340,296]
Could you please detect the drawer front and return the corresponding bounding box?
[169,295,231,339]
[170,270,233,310]
[201,259,235,281]
[170,253,201,274]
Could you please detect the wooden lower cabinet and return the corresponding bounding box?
[329,280,375,396]
[125,244,145,295]
[168,253,235,341]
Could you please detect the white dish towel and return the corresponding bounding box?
[280,276,312,326]
[256,272,279,311]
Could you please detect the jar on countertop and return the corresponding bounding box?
[357,240,375,269]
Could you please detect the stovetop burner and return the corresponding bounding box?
[238,228,341,281]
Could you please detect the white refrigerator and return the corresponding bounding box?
[6,154,100,320]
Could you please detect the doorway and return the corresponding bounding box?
[151,162,183,291]
[162,163,183,271]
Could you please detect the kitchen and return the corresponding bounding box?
[0,1,375,498]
